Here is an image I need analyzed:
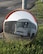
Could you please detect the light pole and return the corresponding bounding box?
[22,0,27,9]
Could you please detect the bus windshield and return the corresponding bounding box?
[16,22,28,28]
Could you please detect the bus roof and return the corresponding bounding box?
[5,10,37,26]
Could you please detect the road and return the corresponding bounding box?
[0,0,37,10]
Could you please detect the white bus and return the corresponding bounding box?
[3,10,38,40]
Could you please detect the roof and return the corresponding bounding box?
[4,10,37,26]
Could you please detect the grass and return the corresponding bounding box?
[29,0,43,19]
[0,25,43,54]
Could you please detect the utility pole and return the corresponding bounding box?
[22,0,27,9]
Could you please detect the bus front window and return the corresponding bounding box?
[16,22,28,28]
